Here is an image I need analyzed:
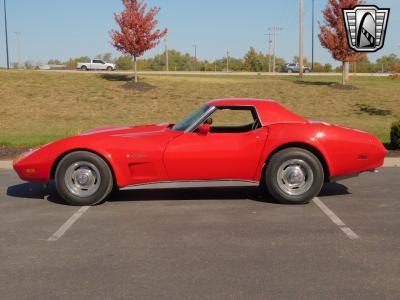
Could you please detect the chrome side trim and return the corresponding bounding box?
[120,180,259,191]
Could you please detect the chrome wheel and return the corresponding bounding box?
[64,161,101,197]
[277,159,314,196]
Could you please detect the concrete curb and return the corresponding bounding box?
[1,158,399,171]
[0,161,13,170]
[384,157,400,167]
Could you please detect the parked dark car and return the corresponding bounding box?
[283,63,311,73]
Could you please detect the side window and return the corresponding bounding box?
[207,107,260,133]
[93,59,103,64]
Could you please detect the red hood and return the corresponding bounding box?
[80,124,173,137]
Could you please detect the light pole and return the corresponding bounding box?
[3,0,9,69]
[265,33,273,72]
[311,0,315,70]
[164,37,169,72]
[268,26,282,72]
[299,0,304,77]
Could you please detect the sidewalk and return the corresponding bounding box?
[384,157,400,167]
[0,161,13,170]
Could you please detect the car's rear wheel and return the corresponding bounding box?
[264,148,324,204]
[287,69,293,73]
[106,66,113,71]
[55,151,113,206]
[81,66,88,71]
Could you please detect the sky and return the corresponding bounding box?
[0,0,399,67]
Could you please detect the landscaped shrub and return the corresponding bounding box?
[390,120,400,149]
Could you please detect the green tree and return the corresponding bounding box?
[114,55,134,70]
[214,57,243,72]
[65,56,91,69]
[323,63,333,72]
[47,59,62,65]
[354,57,375,73]
[147,50,195,71]
[243,47,265,72]
[376,54,400,73]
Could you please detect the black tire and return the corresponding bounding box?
[81,66,88,71]
[55,151,114,206]
[287,69,293,73]
[106,66,113,71]
[263,148,324,204]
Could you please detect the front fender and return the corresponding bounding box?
[13,136,125,185]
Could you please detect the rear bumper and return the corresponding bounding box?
[330,169,379,182]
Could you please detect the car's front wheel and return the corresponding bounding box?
[55,151,114,206]
[264,148,324,204]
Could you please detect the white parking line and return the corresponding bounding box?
[48,206,90,242]
[313,197,359,240]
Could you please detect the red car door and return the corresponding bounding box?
[163,127,268,181]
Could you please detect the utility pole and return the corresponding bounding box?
[268,26,282,73]
[3,0,9,69]
[299,0,304,77]
[265,33,273,72]
[193,44,197,71]
[164,37,169,72]
[15,32,21,68]
[311,0,315,70]
[226,51,230,72]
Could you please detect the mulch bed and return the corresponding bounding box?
[329,83,359,90]
[123,81,157,92]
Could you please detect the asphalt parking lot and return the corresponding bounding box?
[0,167,399,299]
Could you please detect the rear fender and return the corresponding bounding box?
[254,124,333,182]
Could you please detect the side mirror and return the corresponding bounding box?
[204,118,213,125]
[198,124,210,135]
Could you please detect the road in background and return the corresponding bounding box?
[36,69,391,77]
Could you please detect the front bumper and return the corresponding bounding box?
[13,148,51,183]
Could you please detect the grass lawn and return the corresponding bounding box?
[1,70,399,147]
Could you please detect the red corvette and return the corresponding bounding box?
[13,99,386,206]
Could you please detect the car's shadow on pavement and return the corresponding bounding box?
[6,182,66,205]
[111,187,271,204]
[6,181,351,206]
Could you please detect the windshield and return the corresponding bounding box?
[172,105,210,132]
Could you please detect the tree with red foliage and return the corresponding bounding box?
[110,0,167,83]
[319,0,366,85]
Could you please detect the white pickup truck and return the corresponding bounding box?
[77,59,116,71]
